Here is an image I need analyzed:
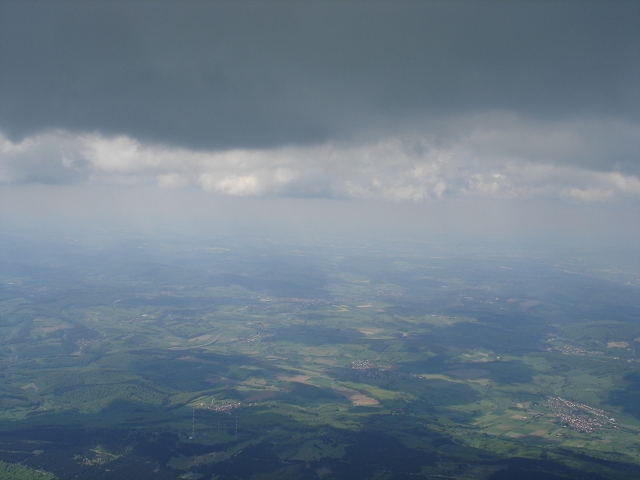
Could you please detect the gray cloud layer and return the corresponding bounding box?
[1,1,638,173]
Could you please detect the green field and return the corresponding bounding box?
[0,235,639,479]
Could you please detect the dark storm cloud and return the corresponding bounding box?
[1,1,638,163]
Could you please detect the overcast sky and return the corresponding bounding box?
[1,1,638,246]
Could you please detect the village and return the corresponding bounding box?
[547,396,619,434]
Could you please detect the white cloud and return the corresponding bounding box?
[198,173,260,195]
[0,130,89,184]
[1,116,639,203]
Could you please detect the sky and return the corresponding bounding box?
[1,1,639,247]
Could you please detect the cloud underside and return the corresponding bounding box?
[2,113,639,202]
[1,3,639,159]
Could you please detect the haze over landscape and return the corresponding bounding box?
[0,1,639,479]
